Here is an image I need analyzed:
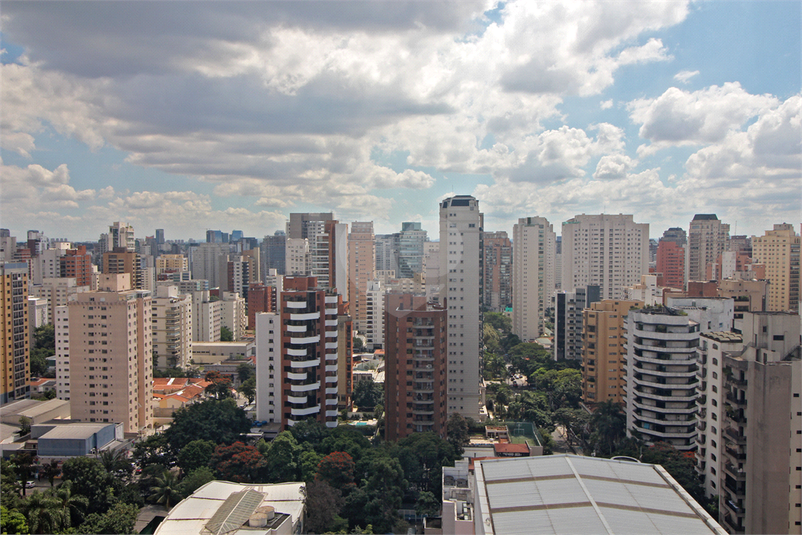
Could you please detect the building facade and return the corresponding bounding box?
[561,214,649,300]
[554,285,601,361]
[512,217,556,342]
[384,293,447,441]
[1,263,30,404]
[624,306,700,451]
[687,214,730,283]
[348,222,375,339]
[482,231,512,313]
[152,285,193,369]
[439,195,483,419]
[750,223,800,312]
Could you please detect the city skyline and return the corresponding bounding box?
[1,1,800,240]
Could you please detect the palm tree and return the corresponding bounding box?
[149,470,184,509]
[589,400,626,456]
[19,489,68,534]
[53,480,89,529]
[99,448,132,478]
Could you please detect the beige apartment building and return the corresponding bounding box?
[751,223,800,312]
[152,285,193,369]
[31,277,89,325]
[687,214,730,283]
[581,299,641,405]
[512,217,556,342]
[67,274,153,435]
[155,254,188,276]
[348,222,375,339]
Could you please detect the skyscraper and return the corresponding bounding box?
[482,231,512,313]
[396,222,427,279]
[152,285,193,370]
[512,217,556,341]
[348,222,375,339]
[1,263,30,404]
[384,293,447,441]
[554,285,601,361]
[687,214,729,283]
[66,274,153,435]
[561,214,649,300]
[439,195,483,419]
[751,223,800,312]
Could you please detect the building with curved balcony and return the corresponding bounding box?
[624,306,700,450]
[384,293,447,441]
[255,276,343,430]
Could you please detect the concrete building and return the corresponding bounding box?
[656,238,685,289]
[384,293,447,441]
[364,280,385,350]
[348,222,375,339]
[665,296,734,333]
[561,214,649,300]
[156,254,188,276]
[219,291,246,341]
[190,289,222,342]
[624,306,700,451]
[471,455,726,535]
[554,285,601,361]
[439,195,483,419]
[751,223,800,312]
[55,305,70,400]
[581,299,641,405]
[108,221,136,252]
[66,274,153,435]
[190,243,230,289]
[247,283,277,330]
[512,217,556,342]
[154,481,306,535]
[152,286,193,369]
[694,331,744,499]
[396,222,427,279]
[687,214,730,283]
[32,242,71,286]
[1,263,30,404]
[423,241,441,300]
[287,212,333,239]
[626,274,665,306]
[284,238,309,276]
[719,312,801,534]
[60,245,94,287]
[254,276,340,429]
[102,248,143,289]
[31,277,89,326]
[717,279,769,332]
[0,230,17,263]
[336,313,353,410]
[482,231,512,313]
[375,234,397,273]
[261,230,286,277]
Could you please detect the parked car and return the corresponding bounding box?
[25,481,36,488]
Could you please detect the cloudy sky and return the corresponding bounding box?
[1,1,799,242]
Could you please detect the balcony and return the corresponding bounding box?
[724,462,746,481]
[726,392,747,408]
[290,381,321,392]
[289,358,321,369]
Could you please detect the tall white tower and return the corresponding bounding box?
[512,217,556,342]
[439,195,483,419]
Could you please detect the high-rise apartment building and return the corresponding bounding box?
[152,286,193,369]
[60,245,93,287]
[375,234,397,273]
[718,312,801,534]
[581,299,641,405]
[156,254,189,276]
[384,293,447,441]
[751,223,800,312]
[717,279,769,332]
[190,289,222,342]
[0,230,17,263]
[225,255,251,299]
[219,291,246,341]
[561,214,649,300]
[554,285,601,361]
[1,263,30,404]
[287,213,333,240]
[247,283,277,330]
[512,217,556,342]
[33,242,71,285]
[348,222,375,338]
[66,274,153,435]
[439,195,483,419]
[190,243,230,290]
[364,280,385,350]
[55,305,70,400]
[482,231,512,313]
[687,214,729,283]
[285,238,309,276]
[396,222,427,279]
[336,313,353,410]
[31,277,89,325]
[103,248,143,289]
[254,276,340,429]
[656,239,685,289]
[109,221,136,251]
[262,231,287,276]
[624,306,700,451]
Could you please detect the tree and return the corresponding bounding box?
[52,480,89,530]
[483,351,507,380]
[352,336,366,353]
[99,448,132,479]
[210,442,268,483]
[264,431,301,482]
[288,419,329,448]
[18,416,31,437]
[237,362,254,383]
[76,502,139,535]
[60,457,116,514]
[484,312,512,335]
[588,400,627,456]
[1,505,28,535]
[40,459,61,487]
[149,470,184,509]
[240,377,256,405]
[10,453,35,498]
[298,450,324,483]
[362,455,407,533]
[315,452,356,492]
[220,326,233,341]
[179,466,215,496]
[164,398,251,451]
[446,414,469,456]
[18,490,66,535]
[414,491,440,518]
[204,371,233,399]
[178,439,216,474]
[305,480,345,534]
[351,380,382,412]
[394,432,458,497]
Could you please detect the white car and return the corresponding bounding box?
[25,481,35,488]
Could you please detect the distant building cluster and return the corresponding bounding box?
[1,202,800,532]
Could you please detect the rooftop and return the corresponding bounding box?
[701,332,743,343]
[474,455,726,535]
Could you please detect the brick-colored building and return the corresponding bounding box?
[656,239,685,290]
[384,293,447,441]
[60,245,93,287]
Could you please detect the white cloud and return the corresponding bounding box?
[600,99,613,110]
[673,70,699,84]
[629,83,779,155]
[616,38,672,65]
[593,154,637,180]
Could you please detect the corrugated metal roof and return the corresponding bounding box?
[476,455,726,535]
